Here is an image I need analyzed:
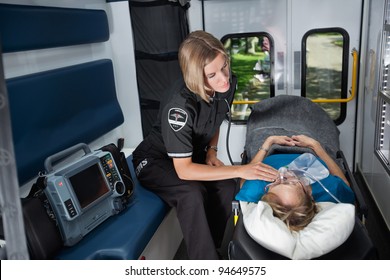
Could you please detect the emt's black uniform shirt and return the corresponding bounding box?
[134,76,236,164]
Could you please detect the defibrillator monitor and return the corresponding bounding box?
[44,143,126,246]
[68,163,108,209]
[59,157,111,214]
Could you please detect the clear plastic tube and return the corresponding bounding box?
[289,169,341,203]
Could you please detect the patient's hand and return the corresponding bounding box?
[291,135,322,150]
[252,135,296,170]
[263,135,296,149]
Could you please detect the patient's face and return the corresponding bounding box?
[266,182,309,207]
[265,171,312,207]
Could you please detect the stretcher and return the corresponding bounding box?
[228,95,377,260]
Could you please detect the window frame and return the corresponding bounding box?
[221,32,275,124]
[301,27,349,125]
[375,91,390,175]
[375,12,390,175]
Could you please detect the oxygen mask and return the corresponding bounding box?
[264,167,311,194]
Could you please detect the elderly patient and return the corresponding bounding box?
[237,134,355,231]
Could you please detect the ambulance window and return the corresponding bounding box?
[375,7,390,174]
[375,93,390,173]
[302,28,349,124]
[221,33,274,122]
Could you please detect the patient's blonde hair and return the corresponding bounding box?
[262,191,318,231]
[178,30,229,102]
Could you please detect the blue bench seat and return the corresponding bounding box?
[2,3,173,260]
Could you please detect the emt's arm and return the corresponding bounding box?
[173,157,277,182]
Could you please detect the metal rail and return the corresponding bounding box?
[0,52,29,260]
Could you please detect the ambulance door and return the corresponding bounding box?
[290,0,363,168]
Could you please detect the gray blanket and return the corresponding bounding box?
[244,95,340,164]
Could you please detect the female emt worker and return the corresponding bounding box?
[132,30,277,260]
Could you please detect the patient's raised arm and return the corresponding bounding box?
[251,135,295,163]
[290,135,350,186]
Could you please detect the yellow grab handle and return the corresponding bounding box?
[311,48,358,103]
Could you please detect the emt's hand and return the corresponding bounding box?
[240,161,278,182]
[205,151,225,167]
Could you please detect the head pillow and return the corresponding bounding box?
[240,201,355,259]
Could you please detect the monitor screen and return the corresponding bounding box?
[69,163,109,209]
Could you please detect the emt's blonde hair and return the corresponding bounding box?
[178,30,229,102]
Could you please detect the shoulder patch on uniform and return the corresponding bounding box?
[168,108,188,132]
